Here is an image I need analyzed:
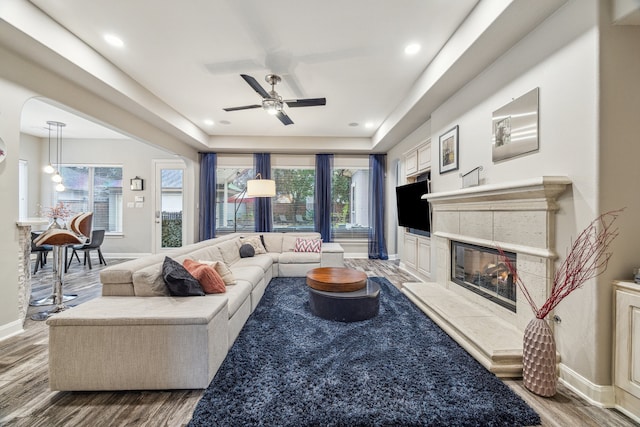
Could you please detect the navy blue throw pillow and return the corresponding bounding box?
[239,243,255,258]
[162,257,205,296]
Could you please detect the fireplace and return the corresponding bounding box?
[401,177,571,376]
[451,241,516,312]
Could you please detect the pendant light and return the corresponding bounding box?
[47,121,66,192]
[43,123,55,174]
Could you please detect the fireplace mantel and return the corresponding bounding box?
[423,176,571,209]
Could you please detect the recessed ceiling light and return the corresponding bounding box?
[104,33,124,48]
[348,122,359,127]
[219,120,231,125]
[364,122,374,129]
[404,43,421,56]
[204,119,214,126]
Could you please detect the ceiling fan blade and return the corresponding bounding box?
[276,111,294,126]
[223,105,261,112]
[241,74,270,99]
[284,98,326,108]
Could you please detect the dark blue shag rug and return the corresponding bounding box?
[188,277,540,427]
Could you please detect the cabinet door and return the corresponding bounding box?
[417,237,431,276]
[417,143,431,172]
[404,234,417,270]
[405,151,418,176]
[615,288,640,400]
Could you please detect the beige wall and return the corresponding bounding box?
[0,78,36,338]
[430,0,602,384]
[401,0,640,391]
[596,0,640,386]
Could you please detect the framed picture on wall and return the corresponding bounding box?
[492,87,539,162]
[439,125,459,174]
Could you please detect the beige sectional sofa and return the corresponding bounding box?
[46,232,344,391]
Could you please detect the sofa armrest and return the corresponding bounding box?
[320,242,344,267]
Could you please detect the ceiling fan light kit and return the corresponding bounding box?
[224,73,326,125]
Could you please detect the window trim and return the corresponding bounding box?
[54,163,124,234]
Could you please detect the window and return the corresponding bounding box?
[214,154,370,238]
[332,167,369,238]
[272,167,315,231]
[216,167,256,234]
[55,165,123,233]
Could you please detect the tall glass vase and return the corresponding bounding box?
[48,217,63,230]
[522,317,557,397]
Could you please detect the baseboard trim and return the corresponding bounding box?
[558,363,615,407]
[0,319,24,342]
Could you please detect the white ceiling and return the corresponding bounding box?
[22,0,479,140]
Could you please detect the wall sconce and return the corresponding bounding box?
[130,176,144,191]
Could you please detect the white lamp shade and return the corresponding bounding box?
[246,179,276,197]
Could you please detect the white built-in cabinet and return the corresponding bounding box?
[405,150,418,176]
[417,143,431,172]
[612,281,640,421]
[401,140,431,279]
[417,236,431,276]
[403,233,418,270]
[404,141,431,177]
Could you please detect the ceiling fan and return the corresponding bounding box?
[223,74,326,125]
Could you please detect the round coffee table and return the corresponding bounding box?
[306,267,380,322]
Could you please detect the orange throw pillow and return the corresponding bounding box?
[183,259,226,294]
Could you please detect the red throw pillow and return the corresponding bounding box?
[183,259,226,294]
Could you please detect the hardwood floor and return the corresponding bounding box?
[0,257,636,426]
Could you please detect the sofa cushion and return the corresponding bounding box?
[282,233,321,252]
[183,259,226,294]
[229,265,266,289]
[261,233,283,253]
[132,263,169,297]
[162,257,205,297]
[232,254,273,273]
[293,237,322,253]
[279,251,322,264]
[240,236,267,254]
[198,260,236,285]
[188,246,224,263]
[217,238,241,265]
[224,281,252,317]
[239,243,255,258]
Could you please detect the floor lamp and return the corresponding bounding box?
[234,173,276,232]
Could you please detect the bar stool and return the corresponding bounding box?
[30,212,93,321]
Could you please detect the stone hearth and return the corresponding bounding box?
[401,176,571,377]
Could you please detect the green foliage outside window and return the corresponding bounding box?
[162,213,182,248]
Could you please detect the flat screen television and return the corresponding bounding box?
[395,180,431,233]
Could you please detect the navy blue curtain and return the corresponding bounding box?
[198,152,217,241]
[314,154,333,242]
[368,154,388,259]
[254,153,273,232]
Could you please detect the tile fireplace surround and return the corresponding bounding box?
[402,176,571,377]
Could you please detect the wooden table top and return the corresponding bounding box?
[306,267,368,292]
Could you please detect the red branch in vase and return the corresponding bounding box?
[499,209,622,320]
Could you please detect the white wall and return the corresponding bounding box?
[17,133,42,218]
[417,0,640,391]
